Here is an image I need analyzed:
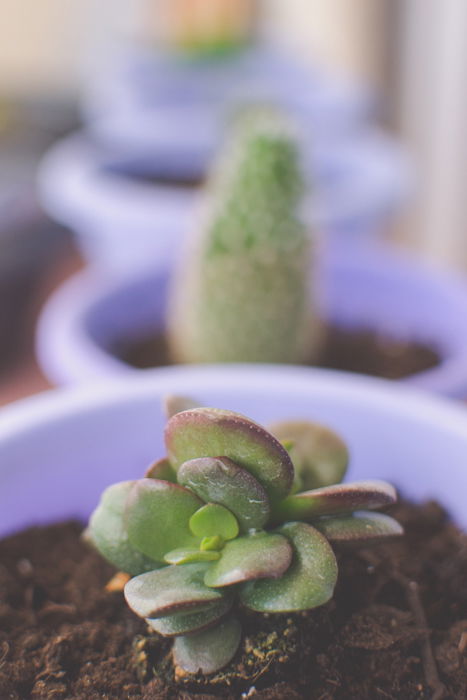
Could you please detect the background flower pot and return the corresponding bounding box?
[0,186,72,376]
[1,364,467,540]
[83,44,375,159]
[38,129,411,271]
[35,246,467,398]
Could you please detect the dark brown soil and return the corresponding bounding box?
[318,326,440,380]
[117,326,440,381]
[129,174,204,189]
[103,164,204,190]
[1,500,466,699]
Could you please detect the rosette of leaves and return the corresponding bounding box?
[88,401,402,676]
[167,106,320,365]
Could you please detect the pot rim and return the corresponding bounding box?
[83,42,374,143]
[35,248,467,397]
[3,364,467,444]
[3,364,467,538]
[38,128,411,233]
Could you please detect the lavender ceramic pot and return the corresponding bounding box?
[83,44,374,158]
[36,247,467,398]
[1,365,467,539]
[38,129,411,271]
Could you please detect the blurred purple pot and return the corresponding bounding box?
[38,130,411,271]
[1,365,467,538]
[36,247,467,398]
[83,45,375,159]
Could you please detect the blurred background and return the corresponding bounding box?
[1,0,466,403]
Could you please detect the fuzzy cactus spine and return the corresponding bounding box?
[167,108,321,364]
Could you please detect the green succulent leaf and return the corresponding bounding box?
[144,457,176,482]
[164,548,221,565]
[315,510,404,545]
[269,420,348,490]
[200,535,224,551]
[273,480,397,523]
[164,395,200,419]
[124,562,228,619]
[240,522,338,612]
[165,408,294,504]
[178,456,270,532]
[189,503,239,540]
[146,596,232,637]
[88,481,161,576]
[126,479,202,562]
[173,615,242,674]
[204,532,292,588]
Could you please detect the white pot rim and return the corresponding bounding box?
[83,43,374,142]
[2,364,467,446]
[38,134,197,231]
[2,364,467,538]
[38,129,410,233]
[36,248,467,397]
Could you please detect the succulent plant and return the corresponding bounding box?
[167,107,321,364]
[88,398,402,676]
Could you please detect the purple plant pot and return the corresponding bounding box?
[38,129,411,271]
[83,44,375,158]
[36,246,467,398]
[1,365,467,539]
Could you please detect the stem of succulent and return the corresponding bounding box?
[167,107,321,365]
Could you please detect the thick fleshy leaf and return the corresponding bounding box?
[88,481,161,576]
[204,532,292,588]
[144,457,176,482]
[165,408,293,504]
[124,562,227,619]
[126,479,202,561]
[269,420,348,490]
[240,522,337,612]
[273,480,397,523]
[315,511,404,545]
[164,395,200,419]
[178,456,270,532]
[164,548,220,565]
[173,616,241,674]
[189,504,239,540]
[146,597,232,637]
[200,535,224,551]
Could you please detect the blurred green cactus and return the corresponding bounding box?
[167,108,321,364]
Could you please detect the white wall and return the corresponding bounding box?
[0,0,82,95]
[394,0,467,270]
[0,0,386,96]
[0,0,148,96]
[263,0,387,88]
